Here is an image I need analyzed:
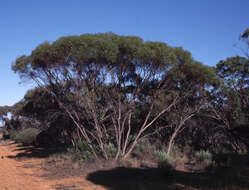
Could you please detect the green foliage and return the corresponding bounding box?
[77,139,90,152]
[131,138,157,160]
[2,129,18,140]
[75,139,94,160]
[11,32,219,160]
[154,150,172,162]
[14,128,41,145]
[83,150,94,160]
[134,142,146,153]
[10,130,19,140]
[105,143,117,158]
[154,150,174,175]
[215,47,249,151]
[217,56,249,83]
[195,150,212,163]
[12,32,216,89]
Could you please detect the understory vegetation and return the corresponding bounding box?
[1,28,249,189]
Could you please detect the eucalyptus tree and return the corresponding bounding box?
[12,33,216,159]
[211,28,249,151]
[150,48,218,155]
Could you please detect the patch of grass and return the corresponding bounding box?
[132,138,156,160]
[47,152,85,169]
[154,150,174,175]
[154,150,171,162]
[195,150,212,163]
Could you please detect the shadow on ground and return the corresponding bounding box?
[6,143,67,159]
[86,166,249,190]
[4,140,249,190]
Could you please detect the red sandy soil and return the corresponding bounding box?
[0,140,105,190]
[1,139,248,190]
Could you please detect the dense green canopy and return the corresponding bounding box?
[11,33,220,159]
[12,33,216,88]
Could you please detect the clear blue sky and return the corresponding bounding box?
[0,0,248,106]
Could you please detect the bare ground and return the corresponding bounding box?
[1,139,249,190]
[0,140,105,190]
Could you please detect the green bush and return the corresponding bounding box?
[106,142,117,158]
[154,150,174,174]
[154,150,172,162]
[133,139,156,159]
[171,146,184,159]
[195,150,212,163]
[135,142,146,153]
[77,139,89,152]
[6,130,19,140]
[75,139,95,160]
[14,128,41,145]
[77,141,117,159]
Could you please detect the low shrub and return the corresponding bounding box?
[4,129,19,140]
[14,128,41,145]
[75,140,94,160]
[171,146,184,159]
[77,139,89,152]
[195,150,212,163]
[106,143,117,158]
[154,150,174,175]
[133,138,156,159]
[154,150,172,162]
